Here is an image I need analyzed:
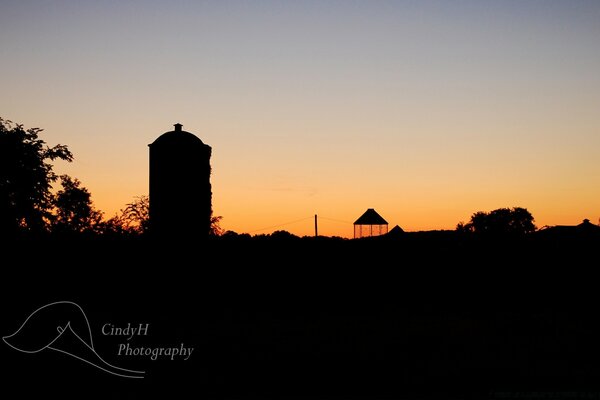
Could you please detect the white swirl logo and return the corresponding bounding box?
[3,301,145,379]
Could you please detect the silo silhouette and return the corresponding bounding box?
[149,123,212,238]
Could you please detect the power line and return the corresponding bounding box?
[247,214,353,234]
[247,216,314,233]
[318,216,353,225]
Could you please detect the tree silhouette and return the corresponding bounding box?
[52,175,102,234]
[210,215,224,236]
[122,195,150,234]
[458,207,536,235]
[0,118,73,235]
[98,195,150,236]
[102,195,220,237]
[96,194,222,237]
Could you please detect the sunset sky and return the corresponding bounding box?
[2,1,599,237]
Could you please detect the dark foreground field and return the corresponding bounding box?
[2,232,600,399]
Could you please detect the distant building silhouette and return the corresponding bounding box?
[537,218,600,238]
[354,208,388,238]
[148,123,212,238]
[387,225,405,237]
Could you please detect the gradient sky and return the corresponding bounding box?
[2,0,599,237]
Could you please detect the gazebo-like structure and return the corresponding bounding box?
[353,208,388,238]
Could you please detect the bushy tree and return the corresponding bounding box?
[458,207,536,235]
[0,118,72,235]
[52,175,103,233]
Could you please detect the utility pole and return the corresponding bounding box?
[314,214,318,237]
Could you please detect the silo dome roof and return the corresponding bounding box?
[150,123,205,146]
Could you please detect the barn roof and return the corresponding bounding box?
[388,225,405,235]
[354,208,388,225]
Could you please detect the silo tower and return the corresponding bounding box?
[148,123,212,238]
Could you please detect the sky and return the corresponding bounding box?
[1,0,599,237]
